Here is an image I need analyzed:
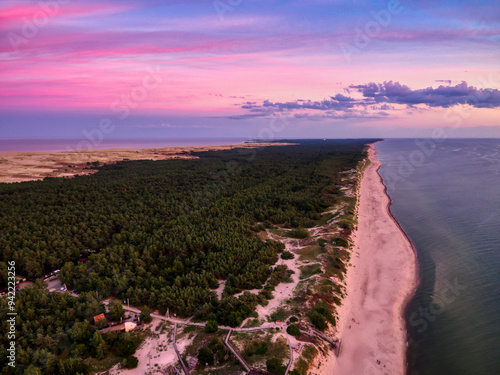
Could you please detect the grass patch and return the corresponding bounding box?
[269,229,289,237]
[233,331,290,369]
[243,318,264,328]
[286,227,310,239]
[299,264,322,280]
[84,356,121,373]
[292,344,318,375]
[316,278,336,294]
[269,307,291,322]
[182,325,198,334]
[297,245,325,262]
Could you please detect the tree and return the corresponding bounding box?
[91,331,108,359]
[109,300,124,322]
[24,365,43,375]
[205,320,218,333]
[266,358,286,375]
[286,324,301,336]
[122,355,139,369]
[96,317,108,329]
[115,334,137,357]
[140,306,153,324]
[226,311,242,327]
[198,346,214,366]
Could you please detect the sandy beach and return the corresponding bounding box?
[324,144,417,374]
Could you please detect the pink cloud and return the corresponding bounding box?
[0,1,131,31]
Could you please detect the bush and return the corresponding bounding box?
[205,320,218,333]
[198,346,214,366]
[122,356,138,369]
[317,238,327,247]
[245,341,268,357]
[308,312,328,331]
[289,316,298,323]
[335,237,349,248]
[287,228,310,239]
[313,304,336,325]
[140,306,153,324]
[281,251,295,260]
[286,324,301,336]
[227,311,242,327]
[267,358,286,375]
[115,335,137,357]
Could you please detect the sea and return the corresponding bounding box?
[376,139,500,375]
[0,138,249,153]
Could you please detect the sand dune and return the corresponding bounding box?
[0,142,292,183]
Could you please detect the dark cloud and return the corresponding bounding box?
[258,96,362,111]
[350,81,500,108]
[232,81,500,121]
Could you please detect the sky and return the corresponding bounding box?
[0,0,499,141]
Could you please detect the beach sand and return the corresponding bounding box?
[0,142,292,183]
[322,144,417,374]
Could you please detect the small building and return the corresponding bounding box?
[93,313,106,325]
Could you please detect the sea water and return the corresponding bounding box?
[0,138,249,153]
[376,139,500,375]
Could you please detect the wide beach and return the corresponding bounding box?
[329,144,417,374]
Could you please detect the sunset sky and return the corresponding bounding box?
[1,0,499,140]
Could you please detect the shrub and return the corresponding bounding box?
[140,306,153,324]
[287,228,310,239]
[286,324,301,336]
[308,312,328,331]
[289,316,298,323]
[281,251,295,260]
[198,346,214,366]
[317,238,327,247]
[205,320,218,333]
[122,356,138,369]
[335,237,349,248]
[266,358,286,375]
[115,335,137,357]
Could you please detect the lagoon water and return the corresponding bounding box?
[376,139,500,375]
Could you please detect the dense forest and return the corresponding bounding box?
[0,140,371,329]
[0,280,142,375]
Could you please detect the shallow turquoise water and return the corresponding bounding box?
[376,139,500,375]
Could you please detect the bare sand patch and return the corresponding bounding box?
[0,142,292,183]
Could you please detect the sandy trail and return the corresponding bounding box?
[322,144,417,375]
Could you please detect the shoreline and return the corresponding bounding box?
[377,159,421,375]
[327,143,418,374]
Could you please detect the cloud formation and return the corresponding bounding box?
[234,81,500,120]
[350,81,500,108]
